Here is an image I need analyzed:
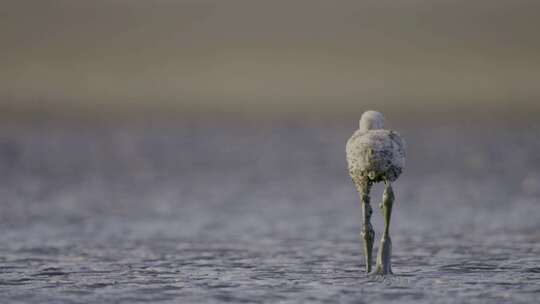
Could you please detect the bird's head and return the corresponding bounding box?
[359,110,385,132]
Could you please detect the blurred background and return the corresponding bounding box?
[1,1,540,303]
[1,0,540,123]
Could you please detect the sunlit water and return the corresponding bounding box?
[0,123,539,303]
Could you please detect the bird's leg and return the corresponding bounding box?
[375,180,394,275]
[359,182,375,273]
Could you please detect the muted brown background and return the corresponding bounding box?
[1,0,539,123]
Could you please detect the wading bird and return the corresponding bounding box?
[346,111,405,274]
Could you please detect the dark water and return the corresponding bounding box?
[0,123,539,303]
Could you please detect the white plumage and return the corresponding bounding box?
[346,111,405,185]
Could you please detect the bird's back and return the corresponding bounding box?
[346,129,405,183]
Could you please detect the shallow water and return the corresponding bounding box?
[0,123,539,303]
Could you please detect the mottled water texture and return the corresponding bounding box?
[0,123,539,303]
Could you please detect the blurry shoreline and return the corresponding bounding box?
[2,0,540,130]
[0,100,538,130]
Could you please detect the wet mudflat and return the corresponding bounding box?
[0,122,539,303]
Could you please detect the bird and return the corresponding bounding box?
[346,110,405,274]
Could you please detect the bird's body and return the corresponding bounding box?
[346,128,405,185]
[346,110,405,275]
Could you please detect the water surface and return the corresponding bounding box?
[0,124,539,303]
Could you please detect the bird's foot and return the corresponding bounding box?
[374,236,392,275]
